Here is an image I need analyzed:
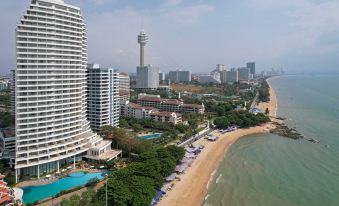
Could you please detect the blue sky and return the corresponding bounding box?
[1,0,339,74]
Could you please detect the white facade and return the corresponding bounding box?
[14,0,109,180]
[118,72,130,101]
[120,100,181,124]
[216,64,226,72]
[87,64,120,131]
[159,72,166,81]
[136,65,159,89]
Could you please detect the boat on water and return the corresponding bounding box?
[307,139,320,143]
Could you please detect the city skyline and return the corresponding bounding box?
[1,0,339,74]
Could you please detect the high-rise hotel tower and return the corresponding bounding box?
[14,0,98,181]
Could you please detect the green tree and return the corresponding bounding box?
[60,194,81,206]
[119,118,129,128]
[128,176,157,206]
[80,189,96,206]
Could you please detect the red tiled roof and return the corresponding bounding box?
[0,188,10,193]
[181,104,203,109]
[161,99,183,105]
[143,106,158,111]
[151,111,181,117]
[128,102,143,109]
[128,103,158,111]
[138,96,162,102]
[119,90,130,96]
[0,194,13,204]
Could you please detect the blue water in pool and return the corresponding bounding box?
[22,172,106,204]
[141,133,161,139]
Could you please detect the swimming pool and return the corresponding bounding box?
[22,172,107,204]
[141,133,162,139]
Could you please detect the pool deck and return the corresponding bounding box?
[16,168,103,188]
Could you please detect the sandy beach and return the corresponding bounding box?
[257,77,278,118]
[158,80,278,206]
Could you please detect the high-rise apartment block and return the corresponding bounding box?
[136,32,159,89]
[216,64,226,72]
[238,67,250,81]
[118,72,130,101]
[14,0,117,181]
[226,68,239,83]
[169,70,191,83]
[246,62,256,76]
[87,64,120,131]
[159,72,166,81]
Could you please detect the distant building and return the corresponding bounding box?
[220,70,227,83]
[216,64,226,72]
[136,65,159,89]
[137,93,204,114]
[198,75,220,84]
[0,128,15,156]
[169,70,191,83]
[226,68,238,83]
[247,62,255,76]
[0,78,9,91]
[238,67,250,81]
[87,64,120,131]
[118,72,130,101]
[120,100,182,124]
[159,72,166,81]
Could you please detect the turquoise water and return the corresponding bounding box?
[22,172,107,204]
[141,133,162,139]
[204,75,339,206]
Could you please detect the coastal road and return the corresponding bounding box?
[249,92,259,111]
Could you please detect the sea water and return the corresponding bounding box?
[204,75,339,206]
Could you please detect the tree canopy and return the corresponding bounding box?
[214,111,270,129]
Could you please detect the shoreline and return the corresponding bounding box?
[158,78,278,206]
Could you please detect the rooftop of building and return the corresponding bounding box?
[161,99,183,105]
[181,104,204,109]
[138,96,162,102]
[151,111,181,117]
[0,128,15,138]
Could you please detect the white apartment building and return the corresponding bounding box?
[120,100,182,124]
[87,64,120,131]
[14,0,115,181]
[118,72,130,101]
